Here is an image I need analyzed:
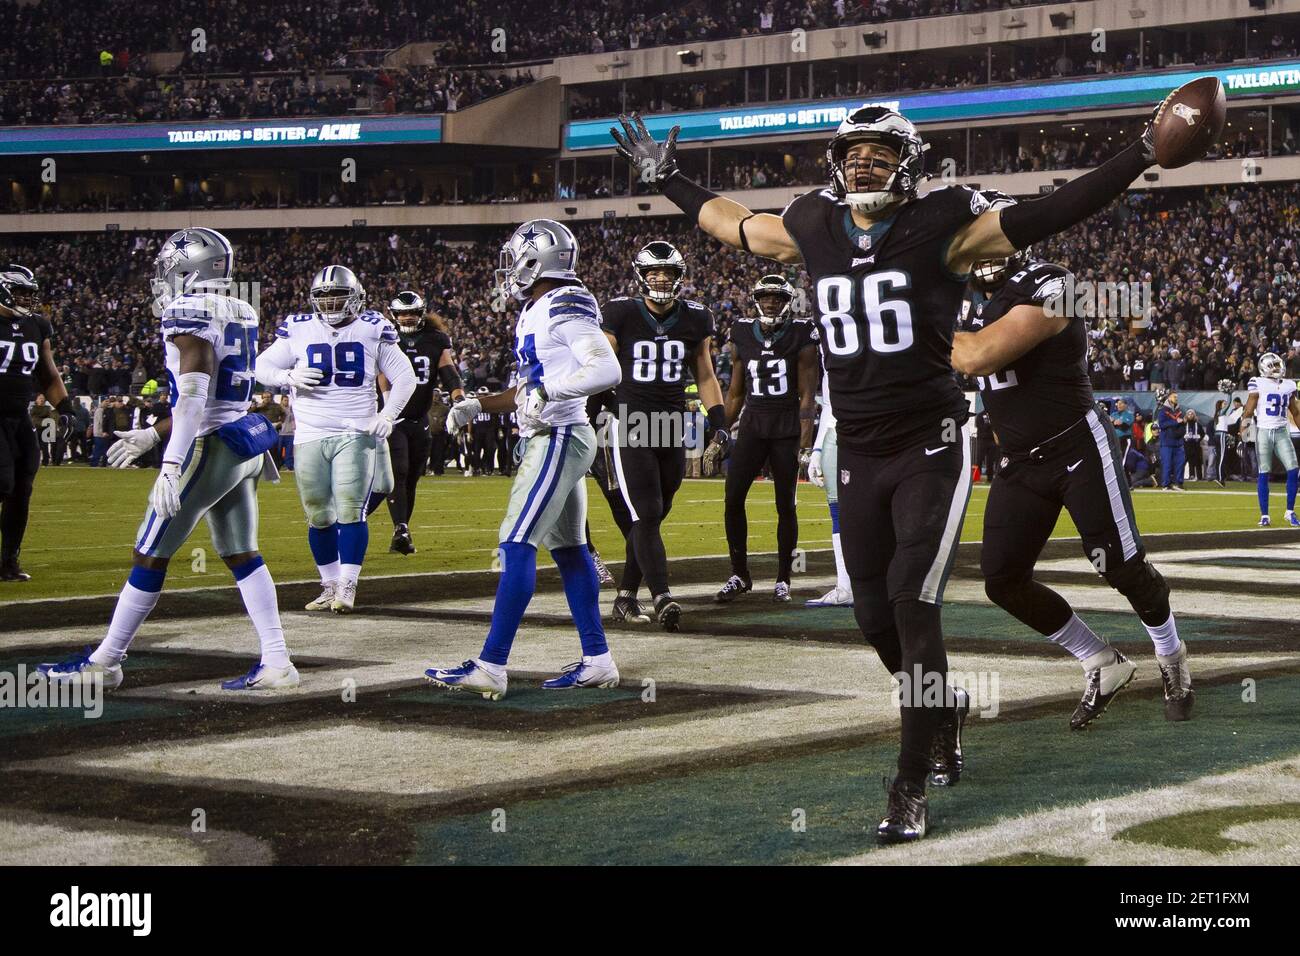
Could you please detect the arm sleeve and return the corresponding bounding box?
[377,341,416,421]
[544,320,622,401]
[161,372,209,467]
[253,336,295,389]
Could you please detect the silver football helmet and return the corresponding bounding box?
[151,227,233,309]
[495,219,578,303]
[633,240,686,304]
[1259,351,1285,380]
[827,105,929,215]
[389,290,426,332]
[310,265,365,326]
[0,264,39,318]
[752,274,797,333]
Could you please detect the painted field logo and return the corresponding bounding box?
[0,665,103,718]
[890,665,1000,718]
[49,886,151,936]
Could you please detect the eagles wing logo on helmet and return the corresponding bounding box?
[389,290,426,332]
[826,105,930,215]
[633,240,686,304]
[752,274,797,333]
[496,219,579,303]
[0,264,39,319]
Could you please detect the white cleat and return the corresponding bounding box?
[1071,649,1138,730]
[221,662,301,691]
[806,585,854,608]
[37,649,123,691]
[542,657,620,689]
[330,580,357,614]
[305,581,337,611]
[425,659,508,700]
[1258,515,1271,528]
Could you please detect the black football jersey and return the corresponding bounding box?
[957,260,1093,454]
[0,312,51,415]
[394,325,453,424]
[730,317,817,412]
[601,296,714,412]
[783,185,1013,454]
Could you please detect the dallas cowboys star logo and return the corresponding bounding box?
[519,224,543,245]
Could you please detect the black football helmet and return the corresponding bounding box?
[752,274,797,333]
[971,249,1030,293]
[633,240,686,304]
[0,264,39,318]
[389,290,426,332]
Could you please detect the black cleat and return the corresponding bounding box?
[1157,641,1195,722]
[714,575,752,603]
[877,779,928,845]
[0,559,30,582]
[389,526,416,556]
[1070,649,1137,730]
[612,593,652,625]
[654,594,682,632]
[929,686,970,787]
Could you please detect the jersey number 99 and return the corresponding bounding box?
[306,342,366,387]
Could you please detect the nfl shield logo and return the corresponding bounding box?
[840,468,850,485]
[1000,457,1009,469]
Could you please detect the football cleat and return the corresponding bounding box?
[541,657,620,689]
[714,575,752,603]
[654,594,682,632]
[806,586,853,607]
[389,526,416,555]
[612,593,652,624]
[425,659,507,700]
[591,550,615,586]
[1258,515,1271,527]
[1287,511,1300,528]
[1070,649,1137,730]
[929,686,970,787]
[221,662,301,691]
[773,581,791,603]
[305,581,337,611]
[1156,640,1195,722]
[0,559,30,582]
[37,647,123,691]
[877,778,928,845]
[330,580,357,614]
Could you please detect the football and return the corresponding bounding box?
[1153,75,1227,168]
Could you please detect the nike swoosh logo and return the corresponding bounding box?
[924,446,947,456]
[1067,459,1084,472]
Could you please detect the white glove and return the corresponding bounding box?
[808,448,825,488]
[516,383,547,432]
[150,462,183,519]
[343,414,395,439]
[107,427,160,468]
[445,398,481,435]
[266,363,325,393]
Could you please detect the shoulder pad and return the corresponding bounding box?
[1247,377,1260,391]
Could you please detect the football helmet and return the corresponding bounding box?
[151,227,233,309]
[633,240,685,304]
[0,264,39,318]
[971,249,1029,293]
[1258,352,1285,381]
[827,105,929,215]
[389,290,426,332]
[495,219,578,303]
[310,265,365,326]
[752,274,796,333]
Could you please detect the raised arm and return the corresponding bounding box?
[951,305,1068,377]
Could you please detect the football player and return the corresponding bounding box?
[598,240,727,630]
[952,251,1193,730]
[380,291,464,555]
[256,265,416,613]
[615,95,1171,842]
[39,228,298,690]
[0,264,78,581]
[805,367,854,607]
[715,274,818,604]
[1240,352,1299,527]
[425,219,621,699]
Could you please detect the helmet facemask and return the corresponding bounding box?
[637,265,683,304]
[311,285,363,326]
[390,291,426,332]
[754,288,794,334]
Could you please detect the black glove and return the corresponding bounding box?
[610,112,681,186]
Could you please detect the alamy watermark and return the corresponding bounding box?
[0,665,103,718]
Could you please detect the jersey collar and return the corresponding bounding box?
[638,298,680,336]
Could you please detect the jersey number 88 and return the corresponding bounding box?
[632,339,685,383]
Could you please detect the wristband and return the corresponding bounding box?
[706,404,726,431]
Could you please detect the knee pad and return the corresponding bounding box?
[306,502,337,528]
[1104,557,1169,619]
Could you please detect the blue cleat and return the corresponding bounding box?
[37,647,123,691]
[220,662,300,691]
[425,659,507,700]
[541,657,620,689]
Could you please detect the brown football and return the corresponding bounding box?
[1153,76,1227,168]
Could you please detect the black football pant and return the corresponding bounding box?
[607,416,686,598]
[386,419,431,528]
[473,431,497,474]
[837,428,972,788]
[428,430,447,475]
[981,409,1170,639]
[724,419,799,584]
[0,414,40,563]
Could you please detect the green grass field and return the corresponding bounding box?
[6,464,1290,601]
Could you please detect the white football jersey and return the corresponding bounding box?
[272,309,400,443]
[160,290,259,435]
[514,283,603,437]
[1248,376,1297,430]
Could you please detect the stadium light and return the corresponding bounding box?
[564,206,578,215]
[862,31,887,48]
[1049,13,1074,29]
[637,202,652,211]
